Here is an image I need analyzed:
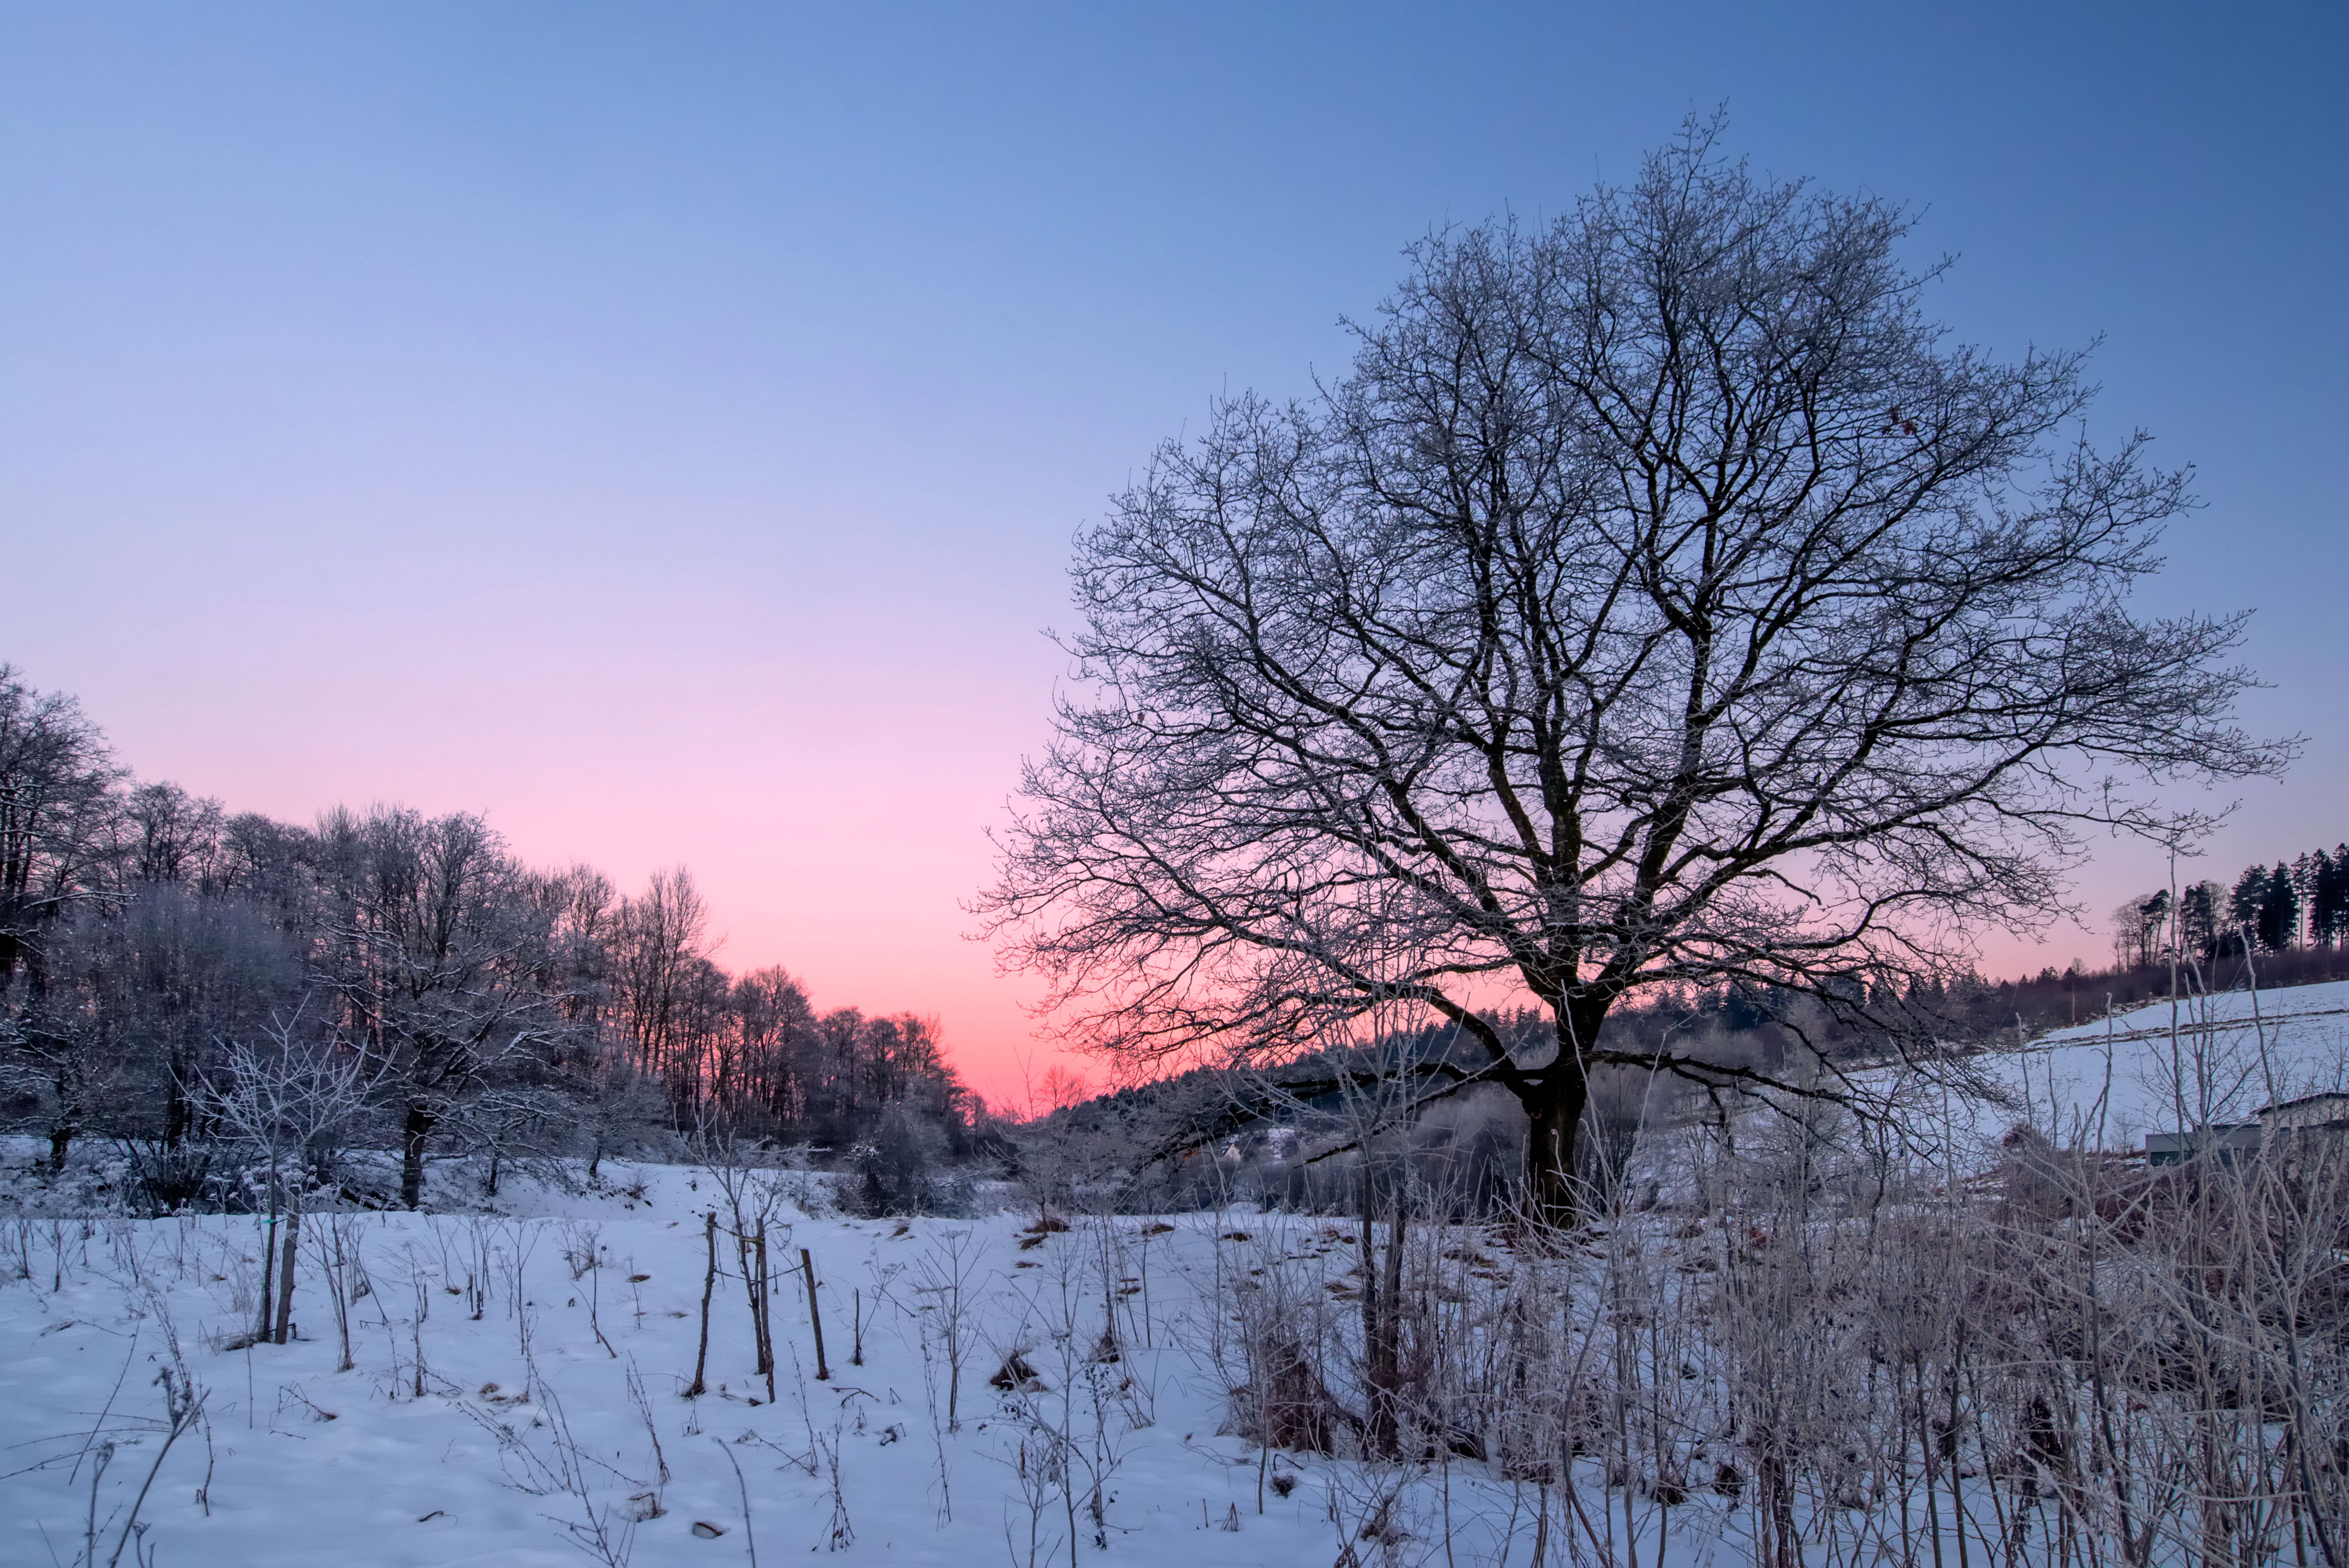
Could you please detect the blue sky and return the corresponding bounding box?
[3,2,2341,1090]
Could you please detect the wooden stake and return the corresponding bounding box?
[755,1222,775,1403]
[801,1248,830,1381]
[257,1212,278,1342]
[271,1210,301,1345]
[687,1211,716,1398]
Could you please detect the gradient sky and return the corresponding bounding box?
[4,2,2343,1106]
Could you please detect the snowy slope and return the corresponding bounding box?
[1927,978,2349,1154]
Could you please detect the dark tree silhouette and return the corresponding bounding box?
[983,122,2290,1226]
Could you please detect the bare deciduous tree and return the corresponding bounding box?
[983,119,2289,1225]
[197,1019,375,1341]
[314,806,566,1209]
[0,665,123,987]
[121,781,225,889]
[610,866,715,1099]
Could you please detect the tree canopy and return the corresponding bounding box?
[984,122,2289,1224]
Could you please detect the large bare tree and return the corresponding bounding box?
[982,124,2290,1225]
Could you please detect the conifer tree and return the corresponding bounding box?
[2180,880,2223,960]
[2315,846,2349,948]
[2231,863,2272,944]
[2262,859,2301,951]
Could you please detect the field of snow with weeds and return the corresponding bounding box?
[11,984,2349,1568]
[0,1157,1579,1568]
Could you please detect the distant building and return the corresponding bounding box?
[2144,1124,2262,1166]
[2258,1091,2349,1134]
[2144,1094,2349,1165]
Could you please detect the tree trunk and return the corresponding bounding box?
[1522,1072,1589,1231]
[1365,1179,1408,1457]
[1360,1174,1388,1455]
[46,1123,73,1177]
[1521,1000,1604,1230]
[401,1103,436,1210]
[164,1052,192,1149]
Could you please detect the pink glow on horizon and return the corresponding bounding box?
[9,6,2335,1108]
[23,537,1082,1112]
[31,571,2245,1118]
[45,620,2249,1119]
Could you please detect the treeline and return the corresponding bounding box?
[1021,950,2349,1221]
[0,665,991,1210]
[2114,844,2349,966]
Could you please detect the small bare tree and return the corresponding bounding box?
[910,1226,984,1432]
[196,1018,374,1343]
[691,1122,789,1398]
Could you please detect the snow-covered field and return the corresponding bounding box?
[0,1162,1437,1568]
[12,981,2349,1568]
[1922,978,2349,1153]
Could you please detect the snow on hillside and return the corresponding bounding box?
[1913,978,2349,1155]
